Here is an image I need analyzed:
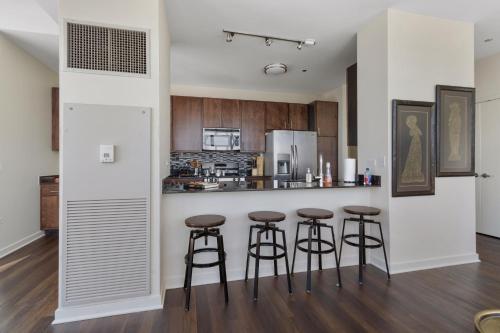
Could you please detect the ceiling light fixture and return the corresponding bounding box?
[223,29,316,50]
[264,63,287,75]
[225,32,235,43]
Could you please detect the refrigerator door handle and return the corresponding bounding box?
[294,145,299,180]
[290,145,295,179]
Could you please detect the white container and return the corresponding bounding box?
[343,158,357,183]
[306,168,312,183]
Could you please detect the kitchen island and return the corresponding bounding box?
[161,178,383,291]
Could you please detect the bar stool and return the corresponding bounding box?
[245,211,292,300]
[291,208,342,293]
[183,214,228,310]
[339,206,390,285]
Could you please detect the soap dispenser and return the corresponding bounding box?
[306,168,312,183]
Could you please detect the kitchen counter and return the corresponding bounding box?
[163,179,380,194]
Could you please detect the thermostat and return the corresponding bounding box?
[100,145,115,163]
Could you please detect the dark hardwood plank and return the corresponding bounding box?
[2,234,500,333]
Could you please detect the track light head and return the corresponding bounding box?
[226,32,234,43]
[265,38,273,46]
[297,42,303,50]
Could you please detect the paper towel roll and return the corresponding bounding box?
[343,158,357,183]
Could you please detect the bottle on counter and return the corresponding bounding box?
[364,167,372,185]
[324,162,332,185]
[318,154,324,180]
[306,168,313,183]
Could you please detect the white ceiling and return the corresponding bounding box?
[2,0,500,93]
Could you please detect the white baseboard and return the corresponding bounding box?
[164,255,358,290]
[52,294,163,324]
[0,231,45,259]
[371,252,480,274]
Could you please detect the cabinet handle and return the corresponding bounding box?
[290,119,293,129]
[49,191,59,194]
[318,127,321,136]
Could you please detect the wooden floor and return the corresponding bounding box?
[1,234,500,332]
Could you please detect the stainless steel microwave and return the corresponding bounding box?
[203,128,241,151]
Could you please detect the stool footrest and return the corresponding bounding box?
[184,247,226,268]
[296,238,336,255]
[248,242,286,260]
[343,234,382,249]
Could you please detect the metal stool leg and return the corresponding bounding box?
[185,233,196,310]
[317,221,323,271]
[245,225,255,281]
[358,220,364,285]
[280,230,292,294]
[215,229,223,284]
[306,224,313,293]
[328,225,342,288]
[361,216,367,266]
[253,230,263,300]
[378,222,391,280]
[272,228,278,277]
[338,219,347,265]
[291,222,302,275]
[183,230,193,289]
[217,234,229,303]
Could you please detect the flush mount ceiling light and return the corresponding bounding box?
[264,63,287,75]
[223,29,316,50]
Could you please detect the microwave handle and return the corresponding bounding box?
[230,133,234,150]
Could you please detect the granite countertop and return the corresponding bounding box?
[163,179,380,194]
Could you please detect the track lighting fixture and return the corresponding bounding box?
[223,29,316,50]
[225,32,234,43]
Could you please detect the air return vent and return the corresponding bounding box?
[66,21,149,77]
[63,198,150,305]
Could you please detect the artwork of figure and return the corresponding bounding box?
[401,115,424,183]
[448,102,462,161]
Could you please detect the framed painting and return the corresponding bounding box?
[436,85,475,177]
[392,100,435,197]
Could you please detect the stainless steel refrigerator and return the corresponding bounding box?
[264,130,317,181]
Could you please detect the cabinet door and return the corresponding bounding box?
[265,102,289,130]
[203,98,222,128]
[315,101,338,137]
[40,185,59,230]
[318,136,338,181]
[241,100,265,152]
[221,99,241,128]
[52,87,59,151]
[347,63,357,146]
[171,96,203,152]
[289,103,308,130]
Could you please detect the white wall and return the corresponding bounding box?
[56,0,169,323]
[358,9,478,273]
[476,52,500,102]
[0,32,58,257]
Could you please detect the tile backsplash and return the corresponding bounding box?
[170,152,261,175]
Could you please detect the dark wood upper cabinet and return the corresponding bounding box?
[221,99,241,128]
[171,96,203,152]
[317,136,338,181]
[202,98,241,129]
[309,101,338,137]
[52,87,59,151]
[347,63,357,146]
[288,103,308,131]
[241,100,265,152]
[265,102,289,131]
[203,98,222,128]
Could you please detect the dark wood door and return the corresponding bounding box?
[203,98,222,128]
[347,63,357,146]
[171,96,203,152]
[265,102,289,130]
[52,87,59,151]
[241,100,265,152]
[317,136,338,181]
[40,184,59,230]
[289,104,308,130]
[314,101,338,137]
[221,99,241,128]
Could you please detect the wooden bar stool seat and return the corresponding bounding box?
[292,208,342,292]
[183,214,228,310]
[339,205,390,285]
[245,211,291,300]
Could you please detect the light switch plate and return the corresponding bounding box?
[100,145,115,163]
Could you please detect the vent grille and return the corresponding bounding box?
[66,22,148,76]
[64,198,150,305]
